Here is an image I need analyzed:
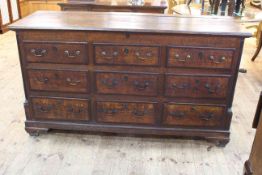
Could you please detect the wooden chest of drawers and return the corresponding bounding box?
[9,11,251,146]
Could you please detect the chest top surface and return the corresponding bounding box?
[9,11,251,37]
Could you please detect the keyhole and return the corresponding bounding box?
[124,48,129,55]
[198,52,203,59]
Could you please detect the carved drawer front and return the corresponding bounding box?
[31,97,89,121]
[96,101,158,124]
[94,44,160,66]
[163,103,225,127]
[167,47,234,69]
[28,69,89,93]
[165,74,230,99]
[24,42,88,64]
[95,72,159,96]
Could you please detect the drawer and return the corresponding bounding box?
[163,103,225,127]
[28,69,89,93]
[94,43,160,66]
[165,74,230,99]
[95,72,159,96]
[167,46,234,69]
[31,97,89,121]
[23,41,88,64]
[96,101,158,124]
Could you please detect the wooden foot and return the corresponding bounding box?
[207,138,230,147]
[25,127,50,136]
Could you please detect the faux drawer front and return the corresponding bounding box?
[96,72,159,96]
[163,103,225,127]
[96,101,158,124]
[167,46,234,69]
[165,74,230,99]
[28,69,89,93]
[24,41,88,64]
[31,97,89,121]
[94,44,160,66]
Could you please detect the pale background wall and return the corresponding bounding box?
[0,0,11,24]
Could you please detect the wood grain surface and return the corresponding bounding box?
[9,11,251,37]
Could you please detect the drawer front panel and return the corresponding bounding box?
[28,69,89,93]
[94,44,160,66]
[96,101,158,124]
[163,103,225,127]
[96,72,159,96]
[167,47,234,69]
[31,97,89,121]
[24,42,88,64]
[165,74,230,99]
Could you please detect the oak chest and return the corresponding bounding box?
[9,11,251,146]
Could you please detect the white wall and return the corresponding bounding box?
[10,0,19,21]
[0,0,11,25]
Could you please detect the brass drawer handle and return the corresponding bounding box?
[204,83,221,94]
[67,107,84,114]
[35,77,49,84]
[172,83,190,89]
[133,80,150,90]
[101,50,118,60]
[132,109,147,116]
[31,48,47,57]
[169,111,186,119]
[113,51,118,56]
[220,56,226,61]
[66,78,81,86]
[174,54,191,62]
[191,106,214,121]
[101,51,107,56]
[36,104,53,113]
[209,56,214,60]
[105,109,118,115]
[199,112,214,121]
[135,52,153,60]
[64,50,81,58]
[98,108,118,115]
[101,78,119,88]
[209,55,226,64]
